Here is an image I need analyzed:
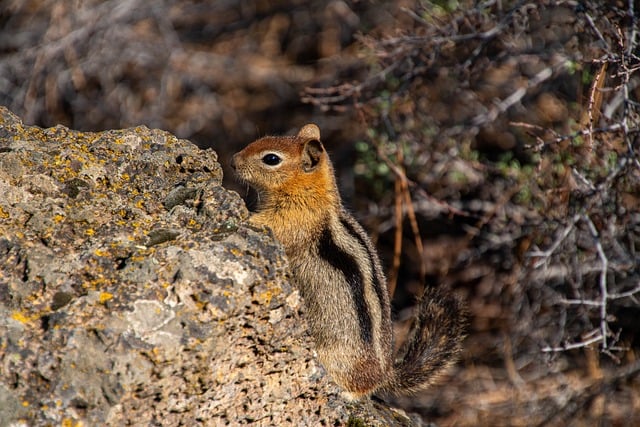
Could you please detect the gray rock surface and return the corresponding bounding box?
[0,107,418,426]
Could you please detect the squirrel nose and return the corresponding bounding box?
[230,154,237,170]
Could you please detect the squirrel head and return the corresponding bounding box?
[232,124,336,200]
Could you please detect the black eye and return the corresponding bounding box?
[262,153,281,166]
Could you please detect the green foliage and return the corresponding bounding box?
[424,0,460,13]
[354,135,394,199]
[582,68,594,85]
[566,59,580,75]
[439,2,458,14]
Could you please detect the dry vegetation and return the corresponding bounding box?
[1,0,639,426]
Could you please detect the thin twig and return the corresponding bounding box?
[609,283,640,299]
[559,299,602,307]
[471,64,558,127]
[584,13,610,53]
[582,214,610,350]
[388,144,404,298]
[528,214,580,269]
[580,62,608,152]
[541,334,603,353]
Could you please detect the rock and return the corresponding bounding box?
[0,107,411,426]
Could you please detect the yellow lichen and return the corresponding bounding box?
[99,292,113,303]
[11,311,38,324]
[61,418,82,427]
[257,290,276,306]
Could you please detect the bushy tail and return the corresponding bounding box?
[383,286,467,395]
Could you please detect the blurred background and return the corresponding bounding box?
[2,0,639,425]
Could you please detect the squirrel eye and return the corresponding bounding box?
[262,153,281,166]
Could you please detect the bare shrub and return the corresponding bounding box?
[306,0,640,424]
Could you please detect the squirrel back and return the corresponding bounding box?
[232,124,465,398]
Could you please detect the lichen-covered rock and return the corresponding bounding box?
[0,107,412,426]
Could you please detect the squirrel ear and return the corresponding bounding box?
[297,124,321,141]
[301,139,324,172]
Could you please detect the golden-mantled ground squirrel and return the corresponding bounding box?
[231,124,465,398]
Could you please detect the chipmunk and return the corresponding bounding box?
[231,124,465,398]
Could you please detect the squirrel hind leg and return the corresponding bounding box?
[384,286,467,395]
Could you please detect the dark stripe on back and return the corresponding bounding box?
[339,215,388,316]
[317,226,373,343]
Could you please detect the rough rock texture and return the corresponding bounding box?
[0,107,415,426]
